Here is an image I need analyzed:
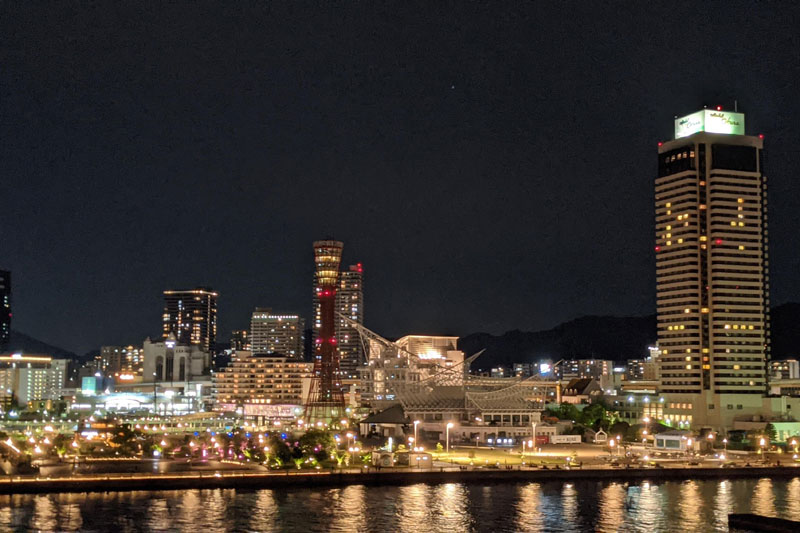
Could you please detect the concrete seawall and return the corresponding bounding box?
[1,466,799,495]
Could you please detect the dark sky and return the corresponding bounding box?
[2,3,800,354]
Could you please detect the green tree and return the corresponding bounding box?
[299,429,335,457]
[51,434,72,457]
[579,403,607,428]
[110,425,142,455]
[610,421,630,441]
[556,403,581,422]
[765,423,777,443]
[267,435,292,465]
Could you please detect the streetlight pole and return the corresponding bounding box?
[532,422,537,450]
[153,373,158,414]
[414,420,420,445]
[446,422,454,455]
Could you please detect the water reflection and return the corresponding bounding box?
[678,480,703,531]
[561,483,579,527]
[430,483,470,531]
[786,477,800,521]
[515,482,543,531]
[396,483,430,531]
[596,482,625,532]
[248,489,279,532]
[632,481,662,532]
[329,484,368,532]
[0,477,799,532]
[712,479,734,531]
[752,477,777,517]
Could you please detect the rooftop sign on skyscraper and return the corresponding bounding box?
[674,109,745,139]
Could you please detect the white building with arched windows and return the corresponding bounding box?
[142,333,210,384]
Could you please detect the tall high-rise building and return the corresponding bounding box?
[314,263,364,378]
[0,270,10,352]
[250,308,305,357]
[306,240,345,422]
[230,330,250,351]
[162,287,218,351]
[337,264,364,378]
[656,107,769,428]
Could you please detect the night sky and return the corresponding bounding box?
[2,3,799,354]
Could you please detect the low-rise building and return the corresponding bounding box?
[213,350,312,411]
[142,333,210,383]
[96,345,144,379]
[560,378,603,404]
[558,359,613,381]
[0,354,67,406]
[770,360,800,381]
[654,430,696,452]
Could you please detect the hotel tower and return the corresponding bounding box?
[655,107,769,428]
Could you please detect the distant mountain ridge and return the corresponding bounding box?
[460,302,800,370]
[3,330,79,360]
[6,302,800,369]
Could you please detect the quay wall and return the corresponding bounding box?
[1,466,799,495]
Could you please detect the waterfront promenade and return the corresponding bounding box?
[2,463,799,495]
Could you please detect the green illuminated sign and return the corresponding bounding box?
[674,110,745,139]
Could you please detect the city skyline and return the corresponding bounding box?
[3,4,800,355]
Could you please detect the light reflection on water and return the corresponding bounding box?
[678,480,703,531]
[0,477,799,532]
[752,477,776,517]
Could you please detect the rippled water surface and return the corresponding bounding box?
[2,477,800,532]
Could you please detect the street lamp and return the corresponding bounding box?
[791,439,798,455]
[609,438,616,457]
[723,438,728,454]
[446,422,454,455]
[414,420,420,445]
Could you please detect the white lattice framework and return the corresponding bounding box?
[341,314,558,412]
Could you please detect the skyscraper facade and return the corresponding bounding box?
[656,107,768,428]
[250,308,305,357]
[0,270,9,352]
[336,264,364,378]
[230,330,250,351]
[162,288,218,352]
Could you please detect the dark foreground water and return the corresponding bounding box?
[1,477,799,532]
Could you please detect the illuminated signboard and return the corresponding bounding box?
[81,376,99,396]
[243,403,298,418]
[674,110,745,139]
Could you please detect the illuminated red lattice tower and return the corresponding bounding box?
[305,239,346,423]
